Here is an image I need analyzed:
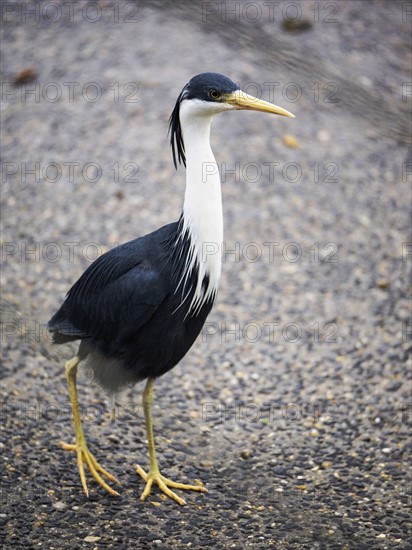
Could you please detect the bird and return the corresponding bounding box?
[48,72,294,505]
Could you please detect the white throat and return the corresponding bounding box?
[177,99,224,314]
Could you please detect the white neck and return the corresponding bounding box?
[177,99,224,314]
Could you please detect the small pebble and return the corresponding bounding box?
[52,501,66,510]
[282,135,300,148]
[84,536,101,543]
[240,450,253,459]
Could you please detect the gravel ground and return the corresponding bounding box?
[1,0,411,548]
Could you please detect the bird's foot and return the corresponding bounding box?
[59,440,120,497]
[134,464,207,506]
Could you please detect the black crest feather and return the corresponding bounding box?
[169,90,186,169]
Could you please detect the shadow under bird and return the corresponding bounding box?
[48,72,294,505]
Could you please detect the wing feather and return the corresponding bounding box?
[48,225,177,345]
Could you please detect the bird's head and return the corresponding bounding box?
[169,72,294,168]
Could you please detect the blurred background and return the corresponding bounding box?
[1,1,411,548]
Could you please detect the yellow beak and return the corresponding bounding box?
[226,90,295,118]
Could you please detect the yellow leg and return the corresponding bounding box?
[59,356,120,497]
[134,377,207,505]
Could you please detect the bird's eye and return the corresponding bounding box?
[209,89,221,99]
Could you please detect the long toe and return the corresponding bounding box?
[134,465,206,505]
[60,440,120,497]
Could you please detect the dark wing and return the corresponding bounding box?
[48,229,173,345]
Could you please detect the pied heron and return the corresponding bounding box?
[48,72,294,505]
